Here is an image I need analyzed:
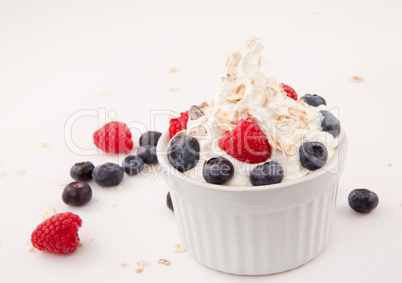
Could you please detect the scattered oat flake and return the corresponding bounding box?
[312,11,320,15]
[120,262,126,267]
[78,243,83,247]
[29,247,35,252]
[116,184,123,189]
[173,244,185,252]
[169,66,176,73]
[59,184,66,189]
[16,170,25,175]
[169,86,180,92]
[40,143,49,148]
[135,268,144,273]
[157,259,171,265]
[351,76,364,83]
[0,171,6,177]
[89,238,93,242]
[42,208,56,219]
[100,91,112,96]
[137,260,149,267]
[148,167,160,173]
[388,164,393,167]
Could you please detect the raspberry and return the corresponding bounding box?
[218,117,271,164]
[282,83,298,100]
[31,212,82,255]
[169,111,189,138]
[93,121,133,153]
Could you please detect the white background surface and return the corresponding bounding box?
[1,0,401,282]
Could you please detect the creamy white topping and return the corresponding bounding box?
[183,37,340,186]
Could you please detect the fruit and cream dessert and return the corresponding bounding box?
[167,37,341,186]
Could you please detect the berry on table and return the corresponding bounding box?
[122,155,144,176]
[137,145,158,164]
[320,110,341,138]
[167,135,200,172]
[249,161,284,186]
[299,142,328,171]
[93,121,133,153]
[166,191,174,212]
[62,181,92,206]
[300,94,327,107]
[31,212,82,255]
[348,189,379,213]
[281,83,298,100]
[70,161,94,181]
[92,163,124,187]
[139,131,162,146]
[218,117,271,164]
[203,157,234,185]
[169,111,189,138]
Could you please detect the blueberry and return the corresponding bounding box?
[139,131,162,146]
[62,181,92,206]
[299,142,328,171]
[166,191,174,212]
[203,157,234,185]
[300,94,327,107]
[167,135,200,172]
[122,155,144,176]
[249,161,284,186]
[137,145,158,164]
[70,161,94,181]
[320,110,341,138]
[348,189,379,213]
[92,162,124,187]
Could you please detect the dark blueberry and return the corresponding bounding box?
[299,142,328,171]
[137,145,158,164]
[300,94,327,107]
[122,155,144,176]
[166,191,174,212]
[320,110,341,138]
[62,181,92,206]
[167,135,200,172]
[203,157,234,185]
[348,189,379,213]
[70,161,94,181]
[249,161,285,186]
[139,131,162,146]
[92,162,124,187]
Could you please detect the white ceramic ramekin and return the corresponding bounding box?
[157,131,347,275]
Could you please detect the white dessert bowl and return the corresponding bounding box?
[157,130,347,275]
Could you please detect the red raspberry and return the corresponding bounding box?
[93,121,133,153]
[31,212,82,255]
[218,117,271,164]
[282,83,298,100]
[169,111,189,138]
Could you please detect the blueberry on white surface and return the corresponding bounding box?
[300,94,327,107]
[139,131,162,146]
[137,145,158,164]
[348,189,379,213]
[122,155,144,176]
[320,110,341,138]
[62,181,92,206]
[167,135,200,172]
[203,157,234,185]
[70,161,94,181]
[92,163,124,187]
[249,161,284,186]
[299,142,328,171]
